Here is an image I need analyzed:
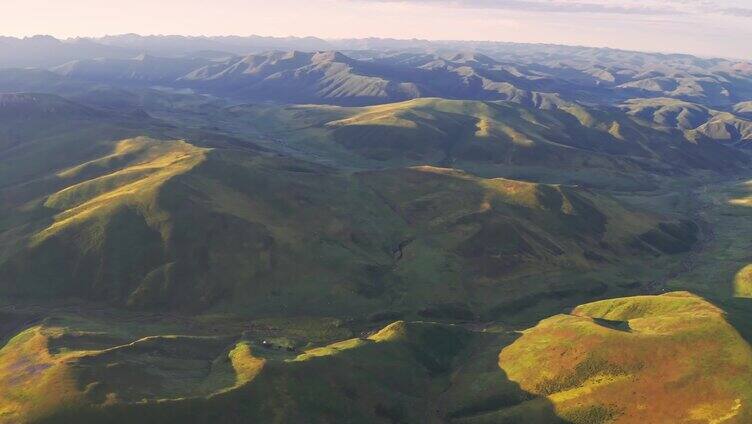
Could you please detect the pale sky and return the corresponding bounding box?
[1,0,750,58]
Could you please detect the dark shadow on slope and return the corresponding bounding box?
[0,310,41,348]
[591,318,631,332]
[709,181,752,346]
[713,297,752,347]
[439,330,570,424]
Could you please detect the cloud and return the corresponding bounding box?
[358,0,682,15]
[720,7,752,17]
[357,0,752,17]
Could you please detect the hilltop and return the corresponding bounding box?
[499,292,752,422]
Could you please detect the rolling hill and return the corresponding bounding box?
[0,317,475,423]
[1,34,752,423]
[0,36,133,69]
[499,292,752,423]
[620,97,752,145]
[53,54,213,84]
[0,137,689,317]
[177,50,570,105]
[2,292,750,423]
[735,101,752,118]
[224,98,749,192]
[180,50,425,105]
[0,94,702,319]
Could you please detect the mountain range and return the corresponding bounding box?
[1,35,750,108]
[2,35,752,423]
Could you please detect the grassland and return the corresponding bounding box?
[499,292,752,423]
[662,179,752,299]
[2,93,752,423]
[220,98,747,190]
[0,310,484,423]
[4,291,750,423]
[0,126,698,320]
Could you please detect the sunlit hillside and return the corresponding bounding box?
[1,27,752,424]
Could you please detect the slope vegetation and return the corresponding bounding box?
[3,293,751,424]
[0,95,699,318]
[0,318,477,424]
[229,98,748,190]
[0,142,690,317]
[498,292,752,423]
[621,97,752,145]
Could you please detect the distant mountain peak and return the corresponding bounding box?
[311,51,352,64]
[25,34,59,42]
[442,51,496,65]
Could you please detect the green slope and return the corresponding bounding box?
[0,311,561,424]
[2,292,750,424]
[499,292,752,423]
[0,94,717,321]
[2,92,752,423]
[621,97,752,145]
[0,133,695,318]
[225,98,748,190]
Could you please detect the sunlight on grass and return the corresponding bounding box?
[228,342,266,386]
[734,265,752,298]
[499,292,752,423]
[34,137,207,244]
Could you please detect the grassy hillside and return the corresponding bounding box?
[0,119,697,319]
[0,94,721,322]
[0,316,479,424]
[224,98,748,190]
[0,124,696,318]
[2,91,752,422]
[3,293,750,423]
[735,101,752,118]
[621,97,752,145]
[53,54,211,84]
[328,98,745,169]
[1,30,752,424]
[0,93,164,190]
[620,97,715,130]
[499,292,752,423]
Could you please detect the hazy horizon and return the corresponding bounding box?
[5,32,748,62]
[1,0,750,59]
